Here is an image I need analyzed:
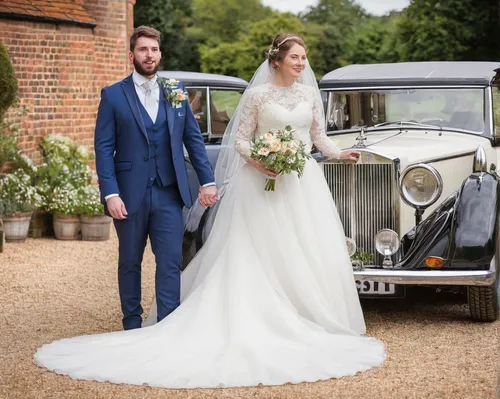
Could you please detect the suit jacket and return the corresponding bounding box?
[94,74,215,216]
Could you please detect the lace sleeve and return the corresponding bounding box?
[310,89,341,160]
[234,90,259,161]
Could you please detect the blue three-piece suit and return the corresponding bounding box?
[94,74,214,330]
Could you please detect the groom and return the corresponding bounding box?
[94,26,218,330]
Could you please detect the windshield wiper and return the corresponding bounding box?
[373,120,440,129]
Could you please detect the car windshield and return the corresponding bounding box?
[325,88,486,134]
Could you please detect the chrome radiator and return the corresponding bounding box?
[322,159,398,263]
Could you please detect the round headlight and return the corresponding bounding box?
[345,237,356,257]
[375,229,400,256]
[399,164,442,208]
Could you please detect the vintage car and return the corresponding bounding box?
[156,70,248,225]
[178,63,500,322]
[157,70,247,150]
[317,61,500,322]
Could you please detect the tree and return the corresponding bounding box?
[134,0,200,71]
[301,0,367,72]
[200,13,325,81]
[0,43,17,119]
[344,13,402,65]
[396,0,500,62]
[191,0,270,46]
[199,43,243,78]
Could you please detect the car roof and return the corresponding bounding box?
[157,70,248,89]
[319,61,500,88]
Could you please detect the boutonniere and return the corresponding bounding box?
[158,78,188,108]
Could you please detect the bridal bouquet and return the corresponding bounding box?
[250,125,310,191]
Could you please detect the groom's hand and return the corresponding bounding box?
[198,185,218,208]
[107,196,128,219]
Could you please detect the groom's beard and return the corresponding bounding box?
[133,57,160,77]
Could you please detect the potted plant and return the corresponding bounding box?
[0,169,40,242]
[36,134,93,240]
[77,185,112,241]
[48,184,81,240]
[6,151,53,238]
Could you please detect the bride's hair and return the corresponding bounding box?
[267,33,306,68]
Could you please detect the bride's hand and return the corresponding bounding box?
[247,158,279,178]
[339,150,361,162]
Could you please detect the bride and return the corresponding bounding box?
[35,33,386,389]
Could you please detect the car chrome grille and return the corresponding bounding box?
[323,161,398,264]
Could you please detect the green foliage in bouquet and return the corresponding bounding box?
[76,185,104,216]
[0,169,42,215]
[250,125,310,191]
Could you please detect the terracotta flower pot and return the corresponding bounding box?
[1,211,33,243]
[53,214,80,240]
[80,214,112,241]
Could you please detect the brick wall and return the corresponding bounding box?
[0,0,135,162]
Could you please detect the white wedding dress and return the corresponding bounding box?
[35,82,386,389]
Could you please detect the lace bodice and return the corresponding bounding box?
[234,82,341,161]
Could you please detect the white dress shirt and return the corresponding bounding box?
[104,72,214,202]
[132,71,160,123]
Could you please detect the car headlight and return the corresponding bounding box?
[375,229,400,256]
[399,164,443,208]
[345,237,356,257]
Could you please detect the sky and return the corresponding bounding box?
[261,0,411,16]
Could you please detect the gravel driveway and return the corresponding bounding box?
[0,230,498,399]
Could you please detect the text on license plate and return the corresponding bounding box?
[355,280,395,295]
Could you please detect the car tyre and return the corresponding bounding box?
[467,278,499,322]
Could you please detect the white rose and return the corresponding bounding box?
[258,147,270,156]
[270,140,281,153]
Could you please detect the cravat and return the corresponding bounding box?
[142,80,158,123]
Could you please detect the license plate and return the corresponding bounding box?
[355,279,400,297]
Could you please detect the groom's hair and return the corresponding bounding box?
[130,26,161,51]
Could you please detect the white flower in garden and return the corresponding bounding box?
[77,145,89,158]
[20,154,33,166]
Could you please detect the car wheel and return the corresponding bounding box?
[468,212,500,322]
[467,280,499,322]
